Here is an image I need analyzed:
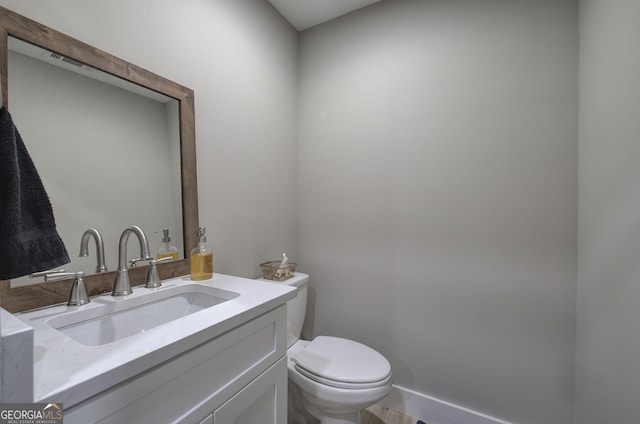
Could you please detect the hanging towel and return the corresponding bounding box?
[0,106,69,280]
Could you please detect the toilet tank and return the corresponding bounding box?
[259,273,309,348]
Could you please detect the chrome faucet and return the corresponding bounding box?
[112,225,153,296]
[78,228,108,273]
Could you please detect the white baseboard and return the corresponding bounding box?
[378,385,513,424]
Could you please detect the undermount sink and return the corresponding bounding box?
[46,283,239,346]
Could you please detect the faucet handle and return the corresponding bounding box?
[154,257,174,265]
[145,257,173,288]
[31,270,76,282]
[29,269,65,279]
[66,272,90,306]
[30,271,90,306]
[128,255,155,268]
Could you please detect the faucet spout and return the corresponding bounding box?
[79,228,108,273]
[112,225,153,296]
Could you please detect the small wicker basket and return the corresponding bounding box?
[260,260,297,281]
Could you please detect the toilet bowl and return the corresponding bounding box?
[258,273,392,424]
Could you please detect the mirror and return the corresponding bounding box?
[8,37,184,285]
[0,7,198,291]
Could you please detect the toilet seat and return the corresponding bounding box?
[292,336,392,390]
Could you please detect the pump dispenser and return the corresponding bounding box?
[190,227,213,280]
[156,228,179,261]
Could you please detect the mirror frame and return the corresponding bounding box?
[0,6,198,312]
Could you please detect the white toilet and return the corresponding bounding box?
[260,272,392,424]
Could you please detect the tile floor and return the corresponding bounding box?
[362,404,421,424]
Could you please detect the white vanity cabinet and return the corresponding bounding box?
[64,305,288,424]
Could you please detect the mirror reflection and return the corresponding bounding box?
[8,37,184,286]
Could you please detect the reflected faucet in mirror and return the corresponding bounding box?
[112,225,153,297]
[79,228,108,273]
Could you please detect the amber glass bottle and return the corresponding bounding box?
[156,228,179,261]
[190,227,213,280]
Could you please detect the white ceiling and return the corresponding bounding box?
[267,0,384,31]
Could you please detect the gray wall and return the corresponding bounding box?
[297,1,578,423]
[576,0,640,422]
[0,0,299,278]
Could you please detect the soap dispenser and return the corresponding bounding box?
[155,228,179,261]
[190,227,213,280]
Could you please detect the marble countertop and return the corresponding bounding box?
[0,308,34,402]
[14,273,295,408]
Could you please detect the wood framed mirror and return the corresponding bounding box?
[0,6,198,312]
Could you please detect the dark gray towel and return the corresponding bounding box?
[0,106,69,280]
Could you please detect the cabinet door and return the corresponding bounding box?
[214,357,287,424]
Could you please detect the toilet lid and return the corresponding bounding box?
[292,336,391,389]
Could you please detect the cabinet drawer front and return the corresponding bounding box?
[65,305,287,424]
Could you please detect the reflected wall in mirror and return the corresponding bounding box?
[0,6,198,308]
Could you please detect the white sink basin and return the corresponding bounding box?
[47,284,239,346]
